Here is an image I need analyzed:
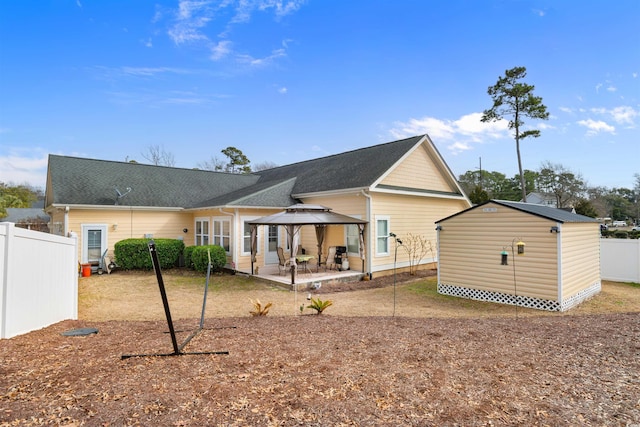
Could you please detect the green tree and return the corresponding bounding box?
[0,183,38,218]
[467,185,489,204]
[221,146,251,174]
[574,199,598,218]
[481,66,549,203]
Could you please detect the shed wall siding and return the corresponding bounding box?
[380,145,452,192]
[559,223,601,299]
[438,203,559,300]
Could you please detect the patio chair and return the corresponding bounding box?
[319,246,337,271]
[276,247,292,276]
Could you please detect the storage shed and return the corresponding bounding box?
[435,200,601,312]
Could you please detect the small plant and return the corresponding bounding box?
[249,299,272,316]
[306,297,333,315]
[299,304,304,314]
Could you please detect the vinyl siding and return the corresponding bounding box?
[370,193,468,275]
[438,202,559,300]
[560,222,601,299]
[379,144,453,192]
[300,194,367,268]
[67,208,191,261]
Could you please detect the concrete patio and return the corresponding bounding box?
[248,264,364,291]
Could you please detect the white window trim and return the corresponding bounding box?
[240,216,260,256]
[375,215,390,256]
[212,216,232,254]
[81,224,107,264]
[345,215,362,256]
[194,217,210,246]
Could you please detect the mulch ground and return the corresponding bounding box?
[1,311,639,426]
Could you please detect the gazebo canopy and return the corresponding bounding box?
[247,204,368,285]
[247,204,367,226]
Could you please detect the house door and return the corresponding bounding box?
[82,224,107,266]
[264,225,280,264]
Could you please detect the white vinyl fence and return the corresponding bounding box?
[600,238,640,283]
[0,222,78,339]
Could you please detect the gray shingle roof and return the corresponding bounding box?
[46,155,259,207]
[437,199,598,224]
[254,135,425,194]
[46,135,450,209]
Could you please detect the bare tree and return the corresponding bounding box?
[401,233,435,275]
[142,145,175,167]
[197,156,226,172]
[252,161,279,171]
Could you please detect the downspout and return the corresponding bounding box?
[64,206,70,236]
[361,189,372,279]
[219,208,236,271]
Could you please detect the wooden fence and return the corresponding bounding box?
[0,222,78,339]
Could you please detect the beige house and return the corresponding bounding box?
[45,135,471,278]
[435,200,601,311]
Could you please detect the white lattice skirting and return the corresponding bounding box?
[437,281,602,312]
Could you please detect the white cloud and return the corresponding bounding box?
[559,106,573,114]
[168,0,214,45]
[0,152,49,188]
[610,106,638,125]
[390,112,510,155]
[591,105,638,126]
[278,86,287,94]
[607,85,617,92]
[210,40,232,60]
[165,0,303,67]
[237,48,286,67]
[577,119,615,136]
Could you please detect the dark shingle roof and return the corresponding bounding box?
[47,155,259,207]
[46,135,440,209]
[437,199,598,224]
[192,178,299,208]
[254,135,425,194]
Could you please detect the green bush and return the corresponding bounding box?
[613,230,629,239]
[190,245,227,273]
[183,245,196,269]
[114,238,185,270]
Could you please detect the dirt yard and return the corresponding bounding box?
[1,270,639,426]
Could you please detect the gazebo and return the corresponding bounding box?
[247,204,368,285]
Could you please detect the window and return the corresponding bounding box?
[195,218,209,246]
[87,229,102,262]
[213,218,231,252]
[376,216,390,255]
[242,221,254,255]
[346,224,360,255]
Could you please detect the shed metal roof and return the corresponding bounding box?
[436,199,599,224]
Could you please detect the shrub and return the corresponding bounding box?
[183,246,196,269]
[114,238,185,270]
[190,245,227,273]
[249,299,273,316]
[306,297,333,314]
[613,230,629,239]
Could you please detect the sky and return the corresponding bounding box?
[1,0,639,192]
